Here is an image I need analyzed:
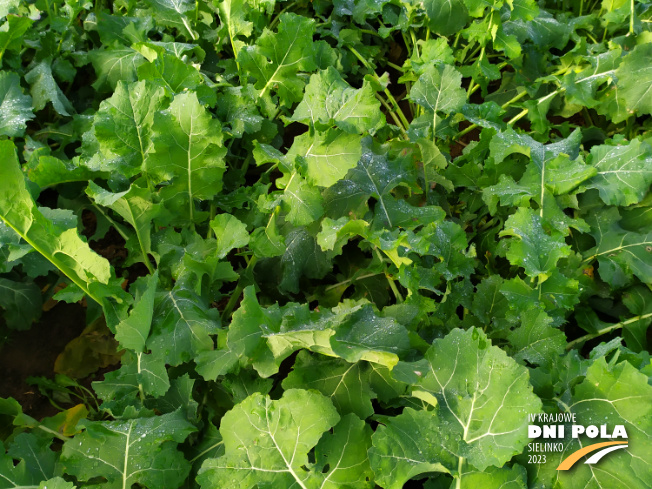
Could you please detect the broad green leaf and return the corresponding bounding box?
[25,59,74,116]
[585,208,652,287]
[92,80,166,177]
[369,408,458,488]
[26,156,95,188]
[92,13,151,45]
[0,71,33,136]
[61,410,196,489]
[410,64,465,122]
[39,477,76,489]
[397,327,542,471]
[93,350,170,405]
[340,141,412,228]
[314,414,374,489]
[317,216,369,254]
[563,48,620,109]
[136,51,203,95]
[288,128,363,187]
[143,0,197,39]
[615,43,652,118]
[329,306,410,367]
[279,229,332,294]
[585,139,652,206]
[423,0,468,36]
[500,208,571,280]
[86,182,159,268]
[0,438,57,489]
[250,212,285,258]
[538,358,652,489]
[292,67,384,134]
[216,0,252,59]
[282,352,376,418]
[115,272,159,352]
[148,91,226,222]
[90,46,145,90]
[0,16,32,60]
[239,13,317,105]
[621,285,652,352]
[0,278,41,330]
[508,309,566,367]
[6,433,57,483]
[214,86,263,137]
[197,389,340,488]
[281,172,324,226]
[459,465,527,489]
[501,270,580,319]
[0,141,111,304]
[503,12,571,50]
[210,214,249,259]
[147,283,220,366]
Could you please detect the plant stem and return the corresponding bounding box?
[565,312,652,350]
[349,47,411,130]
[376,93,408,137]
[221,255,258,322]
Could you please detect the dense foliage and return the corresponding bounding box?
[1,0,652,487]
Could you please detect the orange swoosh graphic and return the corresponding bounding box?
[557,441,629,470]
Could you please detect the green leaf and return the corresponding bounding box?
[93,350,170,404]
[0,141,111,305]
[197,389,340,488]
[6,433,57,483]
[292,67,384,134]
[279,229,332,294]
[397,327,541,471]
[0,278,41,330]
[314,414,374,489]
[615,43,652,118]
[250,212,285,258]
[424,0,469,36]
[288,128,363,187]
[25,59,74,116]
[148,91,226,223]
[115,272,159,352]
[90,46,145,91]
[86,182,159,269]
[0,71,33,137]
[585,139,652,206]
[586,208,652,287]
[540,358,652,489]
[239,13,317,105]
[216,0,252,60]
[508,309,566,367]
[210,214,249,259]
[147,283,220,366]
[61,410,196,489]
[26,155,95,188]
[0,437,56,489]
[0,15,32,60]
[459,465,527,489]
[143,0,197,40]
[282,351,376,418]
[500,208,571,280]
[92,80,167,177]
[330,306,410,367]
[281,172,324,226]
[410,64,466,120]
[369,408,457,488]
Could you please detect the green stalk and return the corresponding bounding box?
[349,47,411,130]
[455,89,529,140]
[221,255,259,323]
[565,312,652,350]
